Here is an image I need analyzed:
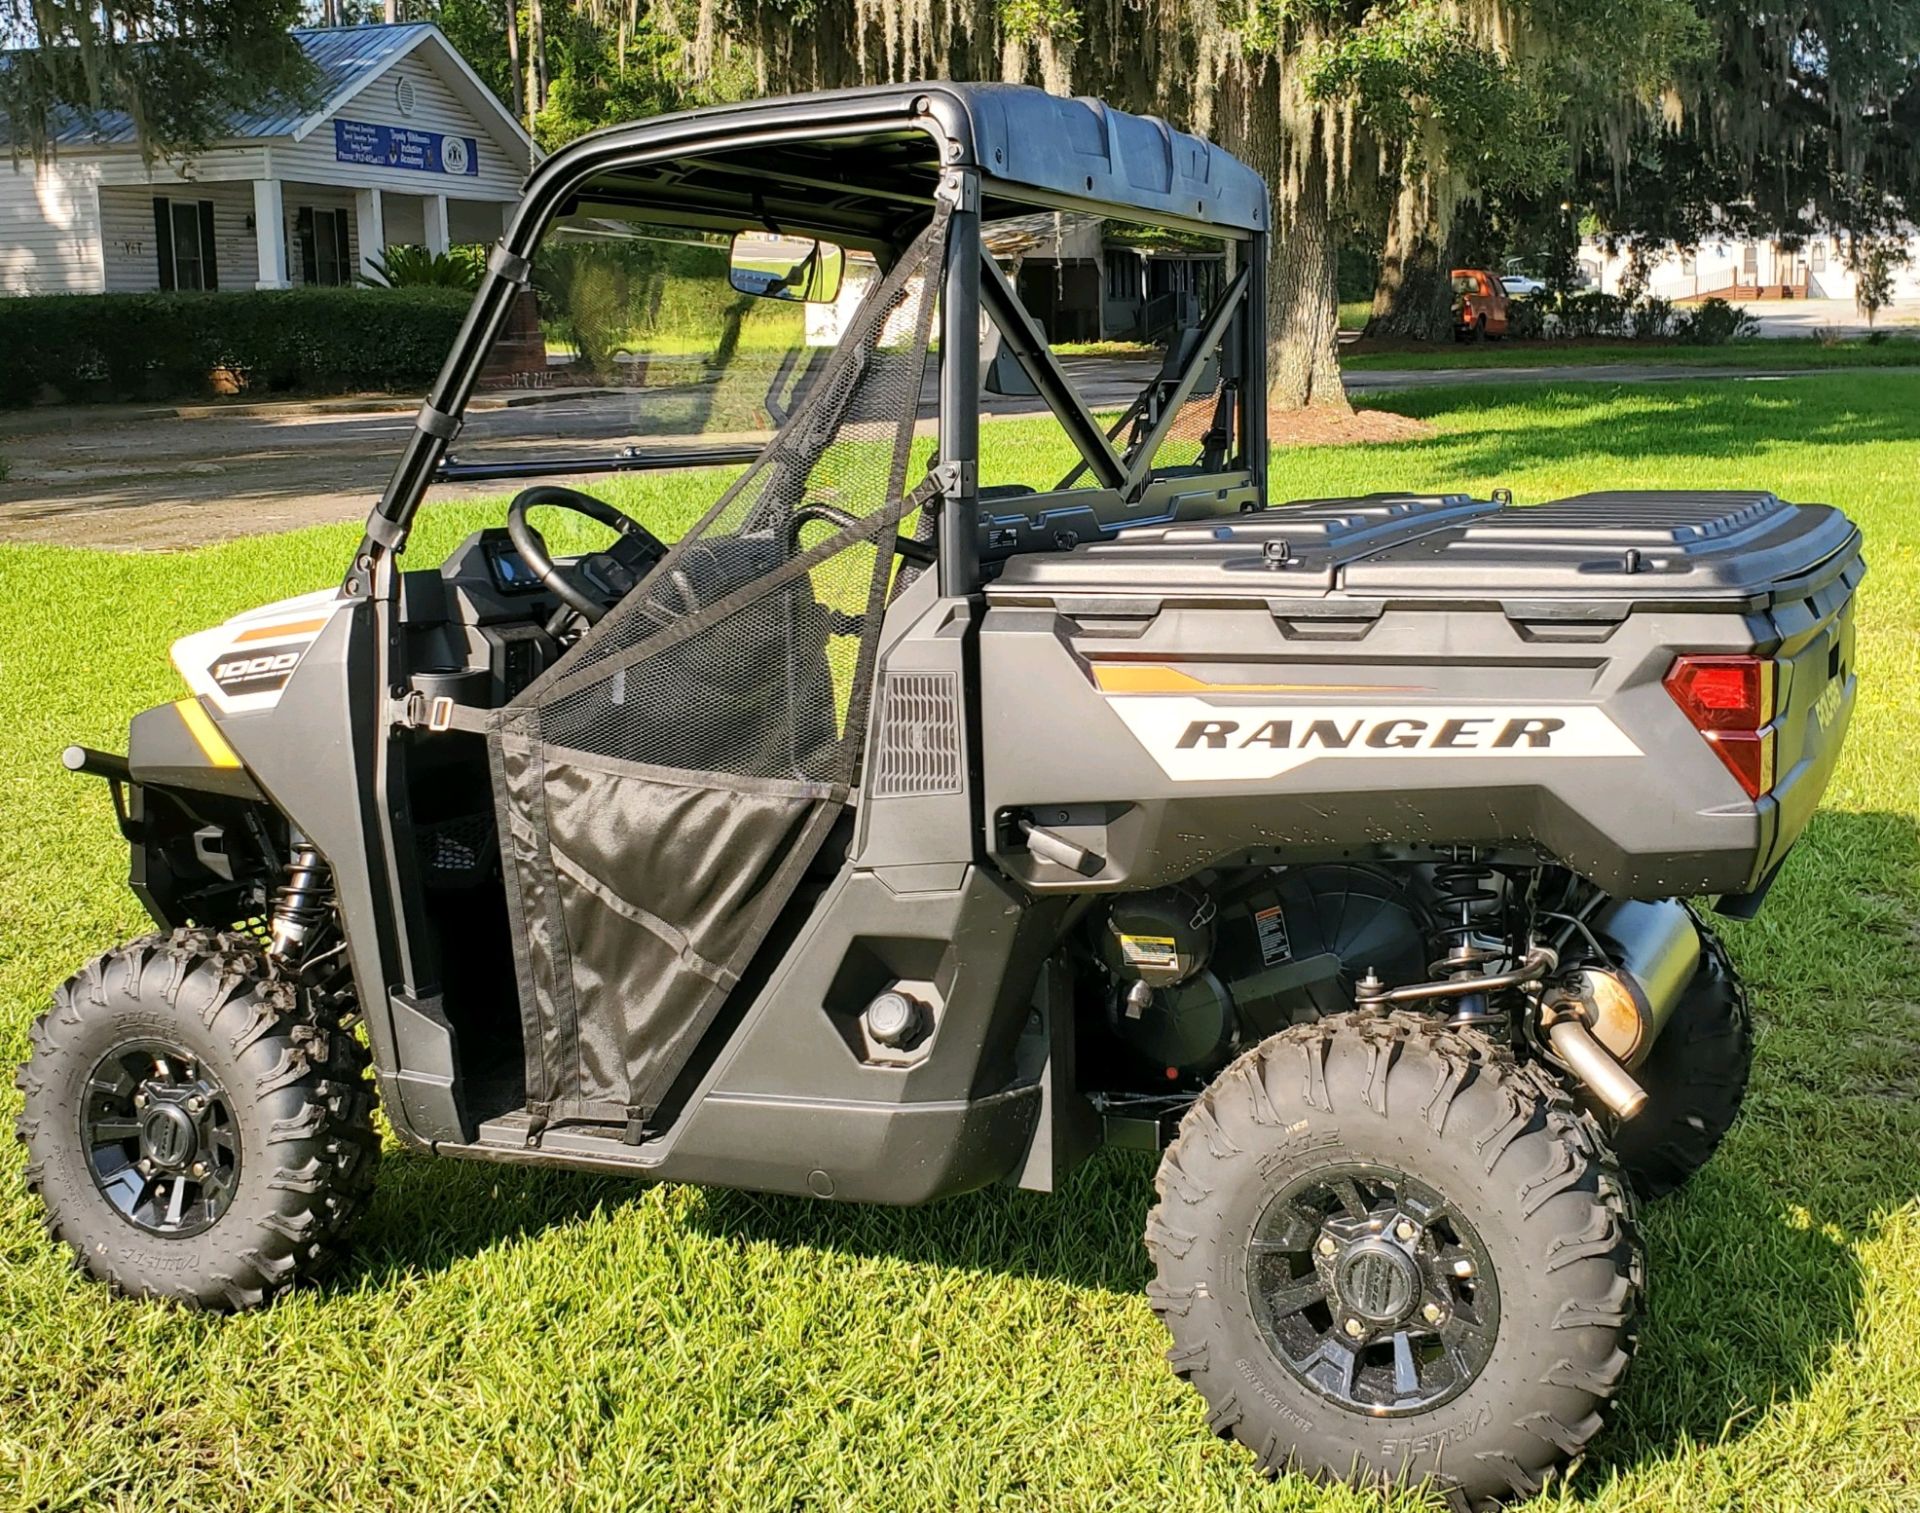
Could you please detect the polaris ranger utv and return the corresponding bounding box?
[21,84,1861,1505]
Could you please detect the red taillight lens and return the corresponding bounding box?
[1663,655,1771,730]
[1664,654,1777,798]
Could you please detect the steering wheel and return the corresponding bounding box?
[505,485,653,626]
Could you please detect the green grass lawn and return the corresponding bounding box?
[3,376,1919,1508]
[1340,334,1920,371]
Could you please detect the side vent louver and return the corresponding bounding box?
[870,672,964,798]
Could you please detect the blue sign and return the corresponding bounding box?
[333,118,478,177]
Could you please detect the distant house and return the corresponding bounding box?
[0,23,535,297]
[983,212,1228,342]
[1580,230,1920,304]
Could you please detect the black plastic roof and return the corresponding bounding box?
[930,82,1268,234]
[547,81,1269,239]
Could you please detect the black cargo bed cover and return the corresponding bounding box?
[988,491,1863,614]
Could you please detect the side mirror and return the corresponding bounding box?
[728,232,847,304]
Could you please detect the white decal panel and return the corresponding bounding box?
[1106,697,1642,782]
[170,589,350,716]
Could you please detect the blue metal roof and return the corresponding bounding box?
[8,24,439,149]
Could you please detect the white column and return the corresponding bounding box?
[252,178,289,289]
[424,194,450,256]
[353,186,385,280]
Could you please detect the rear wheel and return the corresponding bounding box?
[1148,1012,1641,1507]
[1605,910,1752,1199]
[14,930,378,1309]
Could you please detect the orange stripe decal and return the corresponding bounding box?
[233,617,327,644]
[1089,664,1426,696]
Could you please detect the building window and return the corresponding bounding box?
[1104,251,1136,301]
[152,197,218,291]
[1680,252,1696,275]
[1810,241,1827,271]
[1741,243,1759,277]
[297,206,354,286]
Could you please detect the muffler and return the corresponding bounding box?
[1538,898,1702,1116]
[1566,899,1702,1068]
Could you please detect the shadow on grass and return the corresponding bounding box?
[336,805,1920,1483]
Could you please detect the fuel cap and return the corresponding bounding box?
[864,990,925,1048]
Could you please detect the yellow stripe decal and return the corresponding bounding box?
[1089,664,1426,696]
[174,698,241,769]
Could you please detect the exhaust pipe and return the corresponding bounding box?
[1544,1015,1648,1119]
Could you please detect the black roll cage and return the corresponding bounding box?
[348,85,1269,605]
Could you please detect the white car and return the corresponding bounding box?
[1502,273,1548,297]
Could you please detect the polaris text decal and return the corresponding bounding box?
[1106,699,1642,781]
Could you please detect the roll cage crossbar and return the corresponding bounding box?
[348,83,1269,602]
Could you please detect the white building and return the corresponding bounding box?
[1580,231,1920,305]
[1,23,535,297]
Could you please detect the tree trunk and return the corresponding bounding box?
[528,0,548,121]
[506,0,524,125]
[1269,171,1345,408]
[1366,172,1454,343]
[1220,70,1348,413]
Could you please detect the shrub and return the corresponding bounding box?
[1629,295,1676,340]
[0,286,471,406]
[1674,297,1758,346]
[358,243,487,291]
[1851,239,1910,327]
[1553,291,1629,339]
[1506,296,1547,340]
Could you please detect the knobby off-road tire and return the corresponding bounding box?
[1147,1012,1642,1509]
[14,929,378,1309]
[1605,908,1753,1200]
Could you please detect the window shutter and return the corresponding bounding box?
[153,198,176,291]
[198,201,219,291]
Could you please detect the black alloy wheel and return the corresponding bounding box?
[82,1038,241,1237]
[1246,1162,1500,1416]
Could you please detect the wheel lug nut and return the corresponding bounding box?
[1394,1220,1416,1241]
[1317,1237,1337,1257]
[1422,1302,1443,1324]
[187,1096,205,1113]
[137,1159,153,1174]
[1453,1259,1474,1277]
[1343,1318,1364,1339]
[132,1093,146,1108]
[190,1162,208,1178]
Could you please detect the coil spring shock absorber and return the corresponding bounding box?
[1432,850,1503,1025]
[268,842,333,961]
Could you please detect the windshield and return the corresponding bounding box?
[440,205,879,487]
[424,174,1251,556]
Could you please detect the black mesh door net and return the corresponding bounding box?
[490,204,950,1139]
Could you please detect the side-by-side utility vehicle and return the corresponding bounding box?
[20,84,1861,1506]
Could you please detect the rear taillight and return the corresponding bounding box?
[1664,654,1776,798]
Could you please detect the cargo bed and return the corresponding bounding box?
[980,491,1863,901]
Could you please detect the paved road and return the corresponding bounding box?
[0,357,1168,548]
[1,355,1912,548]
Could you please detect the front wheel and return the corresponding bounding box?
[1147,1012,1641,1507]
[14,930,379,1309]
